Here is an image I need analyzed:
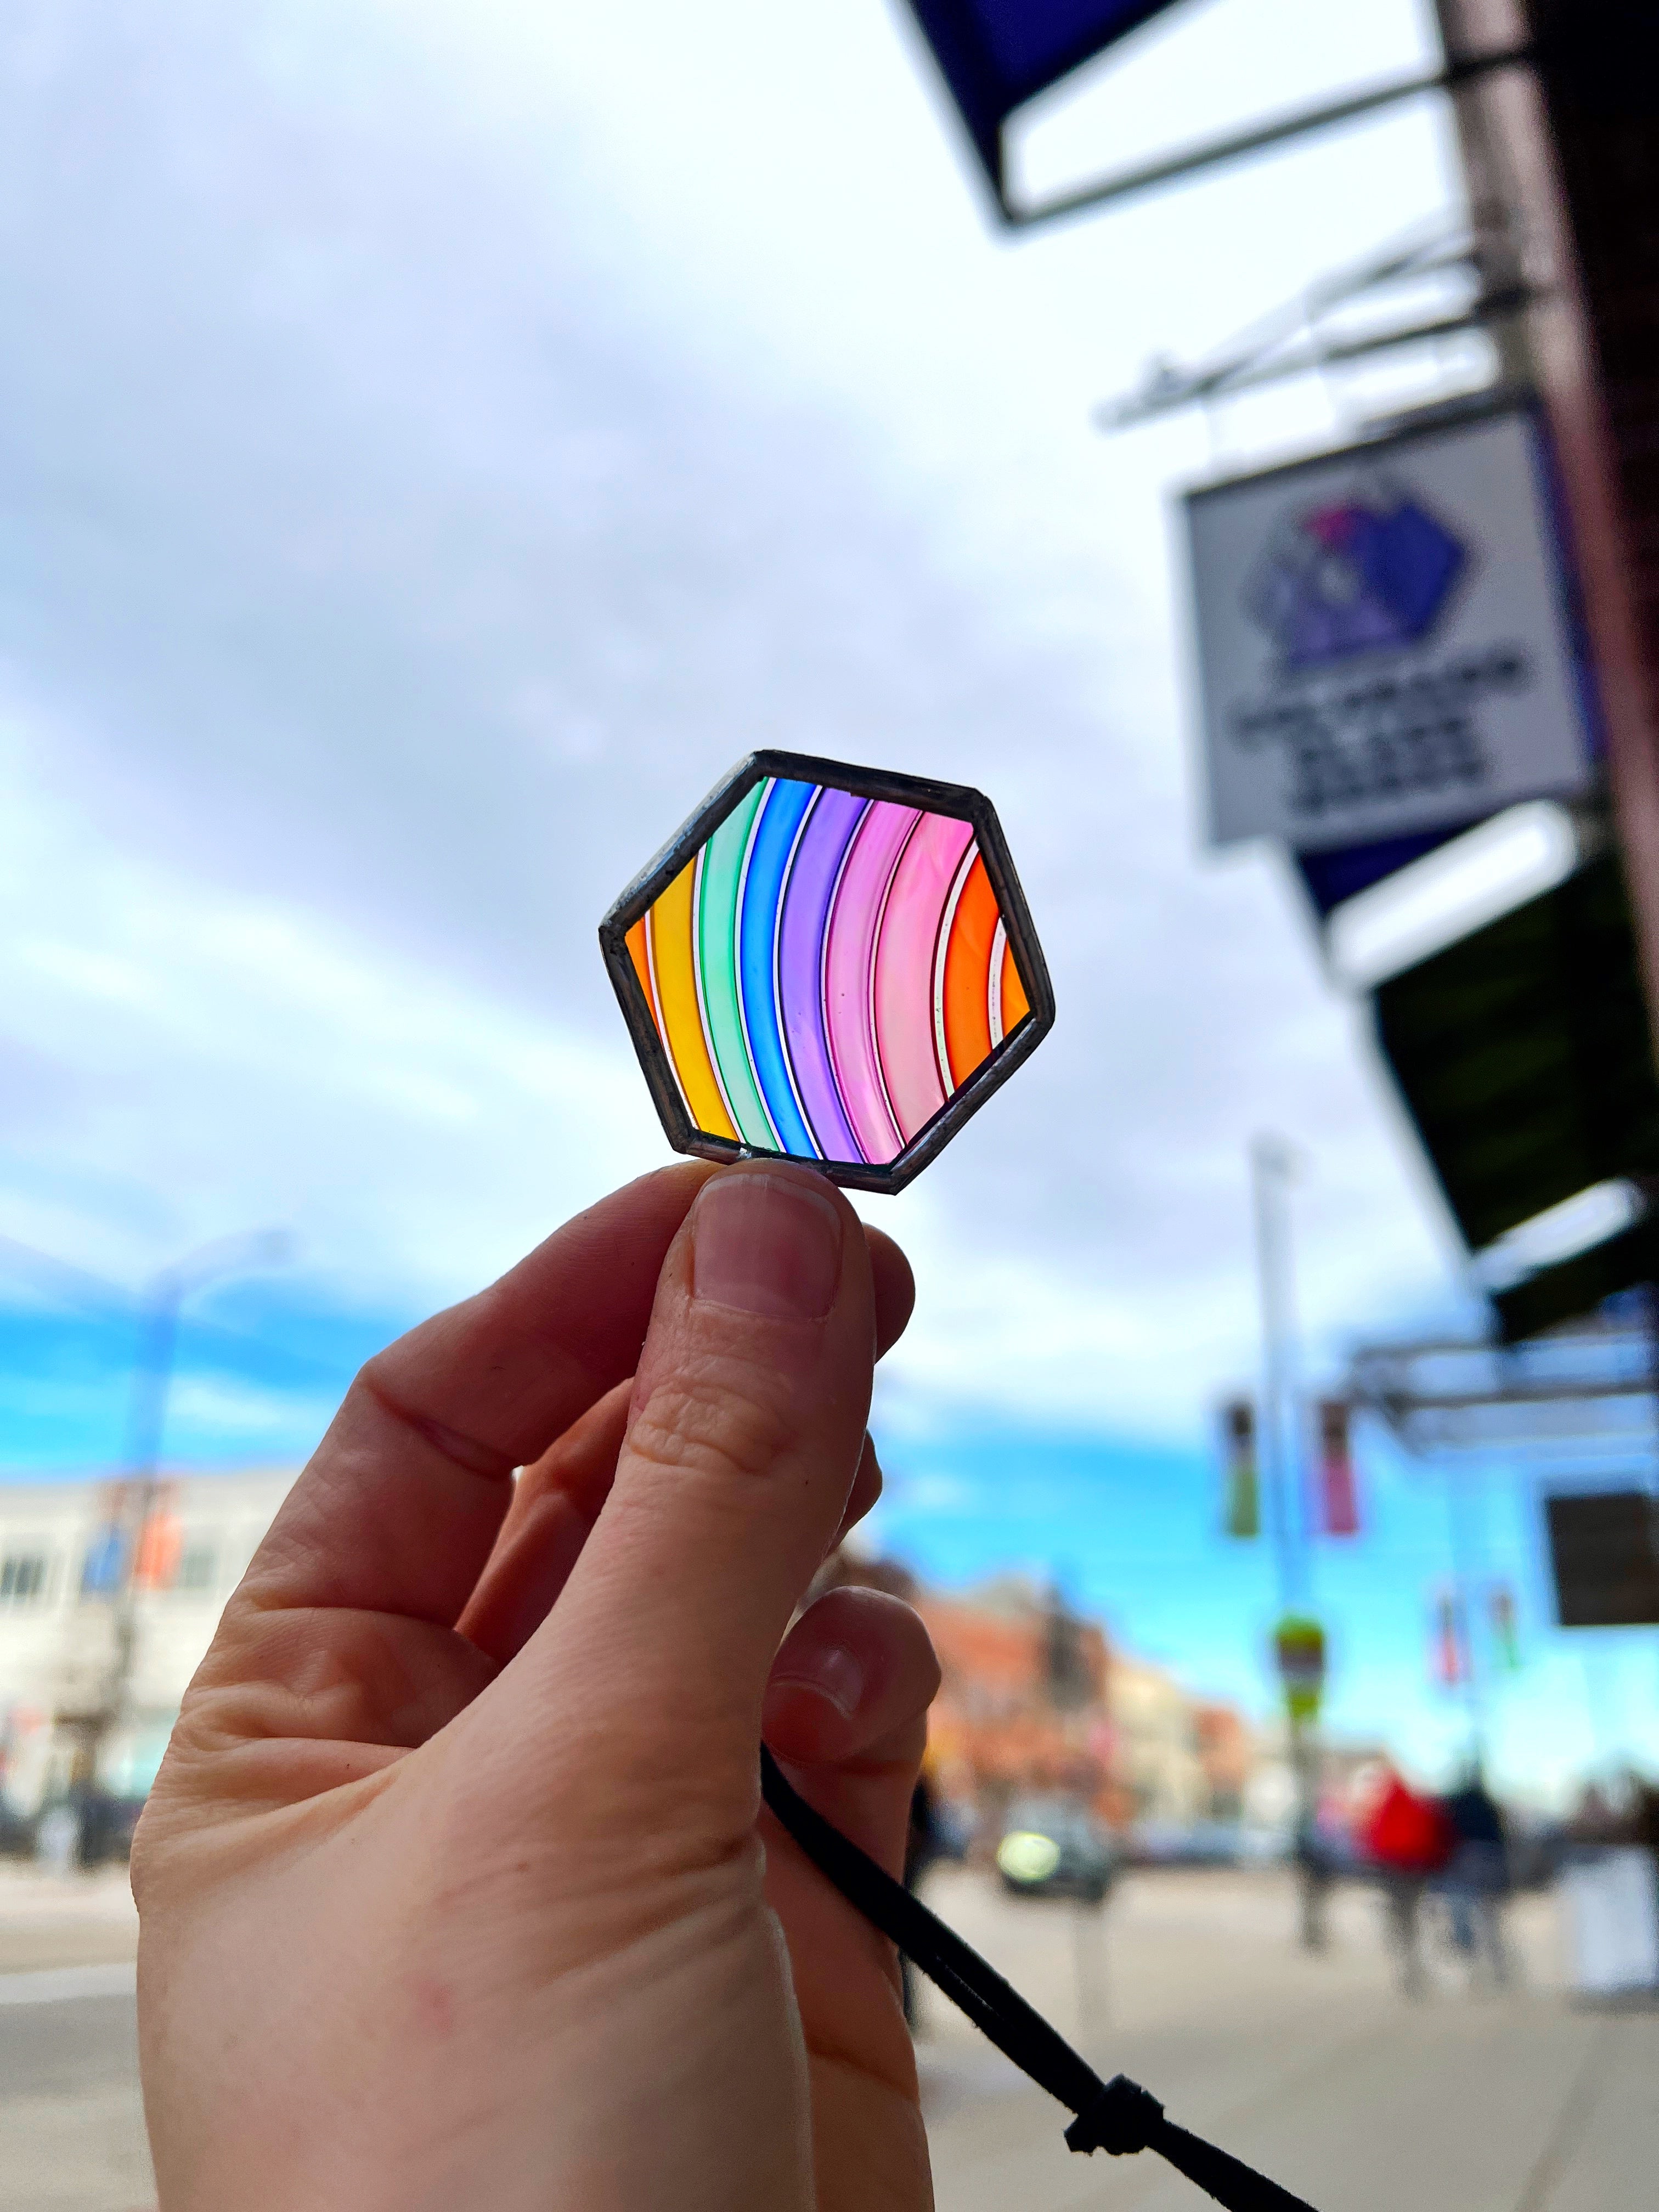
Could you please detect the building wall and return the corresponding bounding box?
[1105,1650,1211,1826]
[0,1470,298,1809]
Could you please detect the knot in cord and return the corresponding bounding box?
[757,1746,1321,2211]
[1064,2073,1165,2157]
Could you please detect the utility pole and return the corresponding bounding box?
[1250,1136,1326,1950]
[1250,1136,1305,1613]
[1442,1466,1491,1770]
[82,1231,289,1807]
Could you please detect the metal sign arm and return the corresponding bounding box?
[1003,43,1536,231]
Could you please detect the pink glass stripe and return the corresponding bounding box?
[874,811,975,1142]
[824,800,917,1165]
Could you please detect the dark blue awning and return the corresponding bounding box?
[905,0,1190,201]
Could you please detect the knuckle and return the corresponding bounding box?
[627,1366,799,1489]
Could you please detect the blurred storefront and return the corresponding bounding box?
[0,1469,296,1818]
[825,1549,1255,1837]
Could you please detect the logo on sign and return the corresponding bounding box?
[1246,483,1466,671]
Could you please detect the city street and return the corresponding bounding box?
[2,1860,1654,2211]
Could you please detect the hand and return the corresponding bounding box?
[133,1162,939,2212]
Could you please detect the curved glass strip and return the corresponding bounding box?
[825,800,917,1165]
[776,788,867,1163]
[874,811,975,1142]
[737,778,820,1158]
[647,859,738,1141]
[696,786,776,1148]
[940,851,1000,1088]
[625,776,1034,1165]
[1001,933,1031,1034]
[942,845,995,1088]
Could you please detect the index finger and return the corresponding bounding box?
[247,1163,716,1626]
[246,1169,917,1632]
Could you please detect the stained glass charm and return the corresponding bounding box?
[600,752,1053,1192]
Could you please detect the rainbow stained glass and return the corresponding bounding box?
[600,752,1053,1192]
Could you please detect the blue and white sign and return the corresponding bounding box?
[1186,405,1597,851]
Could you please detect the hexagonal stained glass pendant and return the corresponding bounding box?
[599,751,1053,1192]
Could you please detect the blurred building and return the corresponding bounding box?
[1193,1701,1255,1823]
[3,1483,1262,1839]
[827,1551,1249,1832]
[1105,1649,1212,1827]
[914,1575,1113,1822]
[0,1469,296,1812]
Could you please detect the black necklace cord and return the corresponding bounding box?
[759,1748,1319,2212]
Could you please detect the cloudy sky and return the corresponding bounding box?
[3,0,1650,1791]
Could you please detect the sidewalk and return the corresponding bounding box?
[917,1866,1657,2212]
[0,1862,137,1974]
[1,1859,1653,2212]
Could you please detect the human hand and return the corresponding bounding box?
[133,1162,938,2212]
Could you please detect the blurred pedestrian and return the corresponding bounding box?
[1362,1765,1455,1998]
[900,1765,945,2027]
[1441,1765,1511,1988]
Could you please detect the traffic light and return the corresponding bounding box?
[1431,1587,1469,1687]
[1488,1583,1522,1672]
[1220,1398,1259,1538]
[1314,1400,1360,1537]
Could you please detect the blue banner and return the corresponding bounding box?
[905,0,1189,199]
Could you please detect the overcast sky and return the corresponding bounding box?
[5,0,1647,1790]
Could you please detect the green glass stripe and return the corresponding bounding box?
[697,785,776,1147]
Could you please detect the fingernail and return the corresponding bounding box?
[775,1640,865,1720]
[692,1172,843,1322]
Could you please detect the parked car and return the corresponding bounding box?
[995,1795,1114,1903]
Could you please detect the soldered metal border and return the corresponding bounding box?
[597,749,1056,1194]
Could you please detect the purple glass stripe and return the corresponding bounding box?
[776,787,866,1163]
[826,800,916,1166]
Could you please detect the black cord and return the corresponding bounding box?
[760,1747,1319,2212]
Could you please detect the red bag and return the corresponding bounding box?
[1362,1776,1455,1874]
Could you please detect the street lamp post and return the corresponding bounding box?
[94,1230,290,1792]
[1251,1137,1302,1618]
[1250,1137,1325,1951]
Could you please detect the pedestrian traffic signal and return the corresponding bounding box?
[1220,1398,1259,1538]
[1274,1615,1325,1722]
[1314,1399,1359,1537]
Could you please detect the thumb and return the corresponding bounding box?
[523,1161,878,1815]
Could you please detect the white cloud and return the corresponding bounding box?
[0,0,1484,1436]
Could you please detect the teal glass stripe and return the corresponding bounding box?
[697,785,776,1148]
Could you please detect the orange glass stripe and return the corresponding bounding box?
[1000,936,1030,1032]
[941,853,998,1088]
[625,918,657,1033]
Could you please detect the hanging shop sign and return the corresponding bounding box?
[1185,402,1596,853]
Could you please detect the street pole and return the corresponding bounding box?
[91,1231,289,1799]
[103,1271,186,1784]
[1443,1466,1491,1771]
[1250,1137,1325,1951]
[1251,1137,1300,1617]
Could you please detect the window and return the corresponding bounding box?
[0,1553,48,1603]
[178,1543,217,1593]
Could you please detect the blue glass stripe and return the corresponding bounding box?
[738,778,820,1158]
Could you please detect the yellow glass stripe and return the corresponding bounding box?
[648,862,738,1141]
